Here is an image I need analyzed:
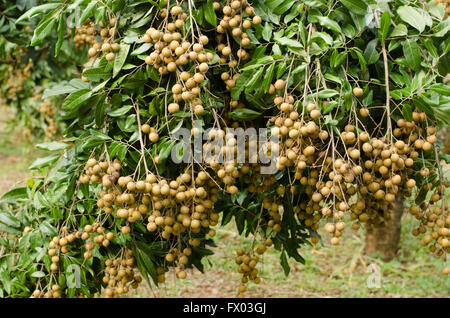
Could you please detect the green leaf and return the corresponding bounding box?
[0,188,28,203]
[402,104,413,122]
[62,89,92,112]
[0,223,21,235]
[333,51,347,69]
[93,94,107,127]
[434,18,450,37]
[159,140,176,162]
[204,0,217,27]
[272,0,295,15]
[135,248,158,285]
[55,11,65,56]
[322,101,338,114]
[353,49,367,71]
[429,84,450,96]
[310,32,333,47]
[363,39,379,65]
[341,0,367,15]
[378,11,390,43]
[112,0,126,13]
[317,89,339,99]
[342,24,356,38]
[390,24,408,37]
[42,82,81,99]
[109,142,128,161]
[324,74,342,84]
[82,68,111,82]
[262,63,275,93]
[131,43,152,56]
[80,1,97,24]
[16,3,61,23]
[230,108,261,121]
[231,71,253,100]
[402,39,421,72]
[0,212,20,228]
[397,6,426,33]
[31,271,46,278]
[284,2,302,23]
[108,105,133,117]
[262,22,273,41]
[31,16,58,46]
[245,67,264,94]
[113,44,131,77]
[277,37,303,49]
[29,154,60,170]
[317,16,341,34]
[422,39,438,58]
[280,250,290,276]
[36,142,68,151]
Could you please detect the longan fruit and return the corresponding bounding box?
[106,52,115,61]
[168,103,180,113]
[353,87,363,97]
[325,223,335,233]
[252,15,262,25]
[177,271,187,279]
[198,63,209,73]
[274,79,285,90]
[330,237,339,245]
[360,107,369,117]
[310,109,321,119]
[149,132,159,143]
[121,226,131,234]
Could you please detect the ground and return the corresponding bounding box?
[0,104,449,298]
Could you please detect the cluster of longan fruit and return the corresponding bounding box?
[259,81,449,250]
[3,58,33,101]
[70,20,96,49]
[103,250,142,298]
[410,183,449,258]
[30,284,62,298]
[80,151,224,283]
[215,0,260,59]
[212,1,262,92]
[164,246,195,280]
[141,123,160,143]
[262,197,285,233]
[142,6,214,117]
[86,17,121,62]
[32,96,57,140]
[142,172,220,240]
[234,239,272,297]
[200,128,253,194]
[82,224,115,257]
[79,157,122,186]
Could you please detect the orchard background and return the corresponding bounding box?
[0,0,449,298]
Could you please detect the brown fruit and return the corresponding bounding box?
[106,52,115,61]
[353,87,363,97]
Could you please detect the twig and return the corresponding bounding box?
[381,42,392,144]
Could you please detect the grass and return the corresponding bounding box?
[0,104,448,298]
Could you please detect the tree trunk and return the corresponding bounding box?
[364,196,404,261]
